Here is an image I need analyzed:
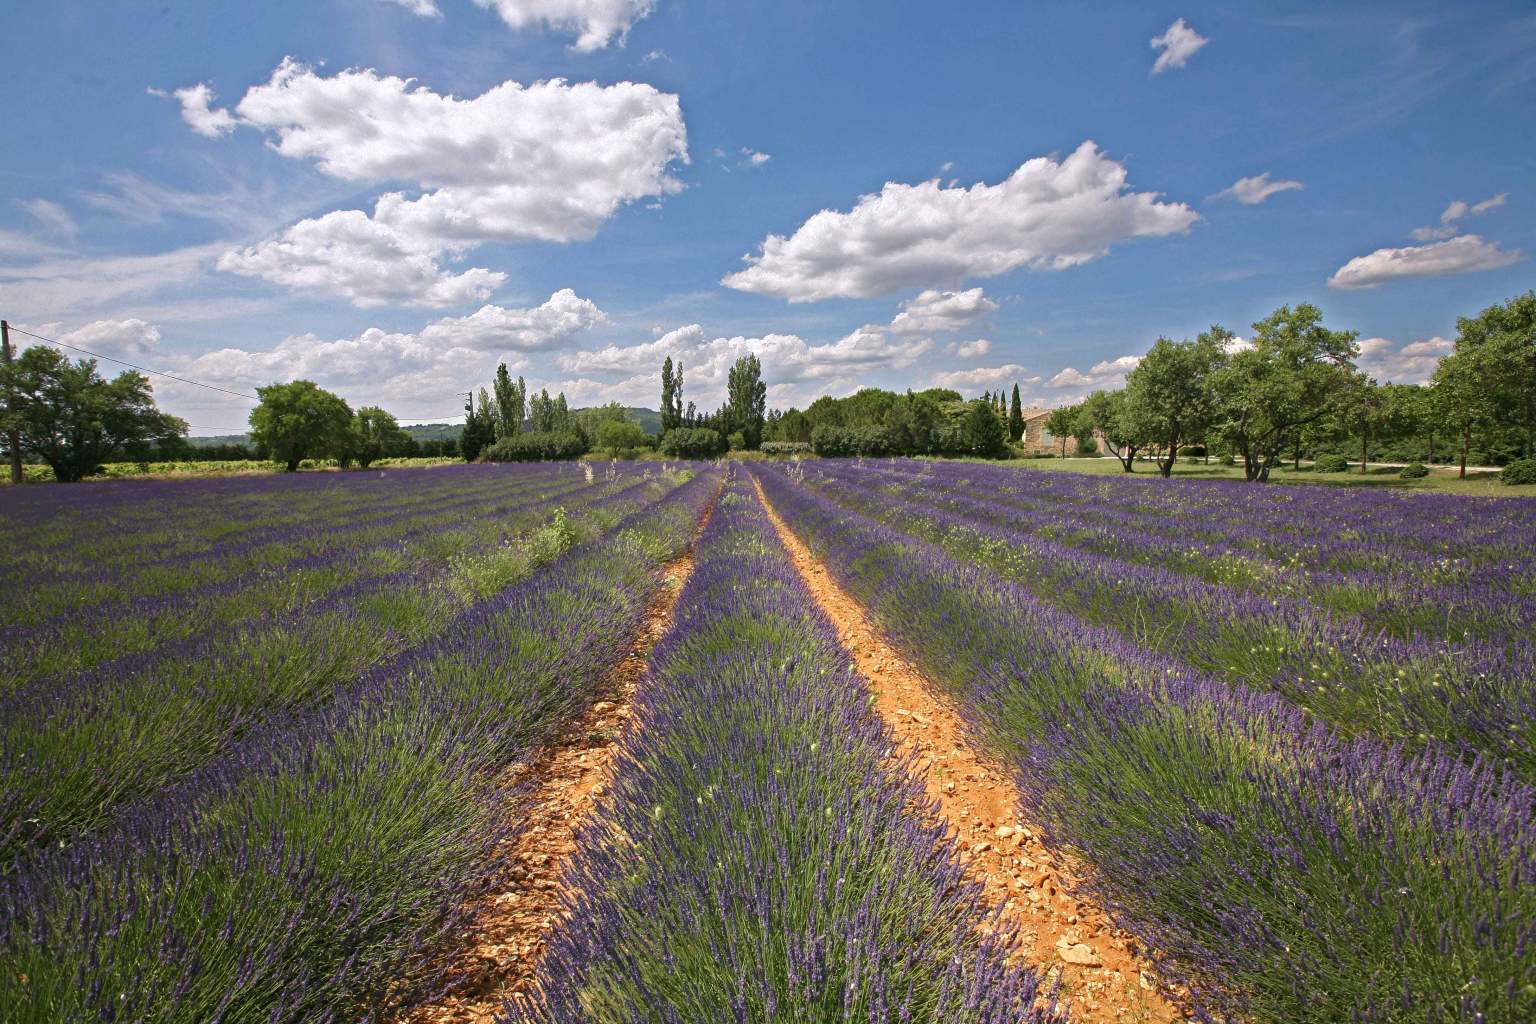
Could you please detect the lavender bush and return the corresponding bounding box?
[0,471,720,1023]
[0,468,689,855]
[797,460,1536,778]
[511,474,1065,1024]
[753,463,1536,1024]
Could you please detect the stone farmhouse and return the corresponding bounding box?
[1017,407,1088,455]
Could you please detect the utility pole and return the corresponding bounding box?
[2,320,21,485]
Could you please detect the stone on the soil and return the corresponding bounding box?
[1059,942,1102,966]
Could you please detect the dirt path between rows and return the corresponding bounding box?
[753,475,1184,1024]
[393,490,718,1024]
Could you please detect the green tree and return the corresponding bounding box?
[595,419,650,455]
[350,406,411,469]
[460,389,497,462]
[1212,304,1358,482]
[248,380,353,473]
[1453,292,1536,456]
[778,408,812,442]
[961,400,1008,457]
[660,357,686,433]
[1383,384,1435,464]
[658,427,726,458]
[1044,404,1079,458]
[1008,384,1024,443]
[1337,375,1417,474]
[1432,347,1498,478]
[725,353,768,449]
[1122,328,1230,477]
[492,363,525,439]
[0,346,186,482]
[1080,389,1143,471]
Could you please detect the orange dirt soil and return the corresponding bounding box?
[392,490,718,1024]
[754,475,1186,1024]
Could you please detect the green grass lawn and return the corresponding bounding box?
[993,456,1536,497]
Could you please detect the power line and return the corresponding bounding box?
[4,325,260,402]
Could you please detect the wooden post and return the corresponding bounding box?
[2,320,21,484]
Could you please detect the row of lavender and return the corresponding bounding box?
[925,459,1536,572]
[0,463,571,617]
[799,460,1536,779]
[0,470,721,1023]
[511,473,1065,1024]
[0,466,686,856]
[754,464,1535,1024]
[1,463,605,678]
[841,459,1536,641]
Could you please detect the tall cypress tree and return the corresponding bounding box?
[1009,383,1024,442]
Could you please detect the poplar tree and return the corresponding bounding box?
[492,362,525,438]
[660,357,677,432]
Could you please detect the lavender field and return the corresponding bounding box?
[2,461,1533,1024]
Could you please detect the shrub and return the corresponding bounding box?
[1313,453,1350,473]
[811,425,907,458]
[1501,458,1536,486]
[481,431,588,462]
[1399,462,1430,479]
[658,428,726,459]
[594,420,651,457]
[1219,454,1234,466]
[961,402,1009,458]
[759,441,813,457]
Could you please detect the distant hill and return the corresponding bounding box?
[402,422,461,442]
[613,407,662,434]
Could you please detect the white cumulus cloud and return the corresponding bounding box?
[1150,18,1208,74]
[20,318,162,360]
[889,287,999,335]
[1214,172,1304,206]
[175,290,608,412]
[1414,192,1509,241]
[723,142,1197,302]
[946,338,992,358]
[149,83,238,138]
[931,363,1035,392]
[418,288,608,350]
[202,60,687,307]
[379,0,442,15]
[216,208,506,308]
[1355,336,1454,384]
[554,316,933,410]
[1328,234,1523,289]
[1048,354,1141,391]
[472,0,655,51]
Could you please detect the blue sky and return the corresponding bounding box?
[1,1,1532,432]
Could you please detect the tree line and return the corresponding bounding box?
[1046,293,1534,481]
[758,387,1013,458]
[5,292,1529,479]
